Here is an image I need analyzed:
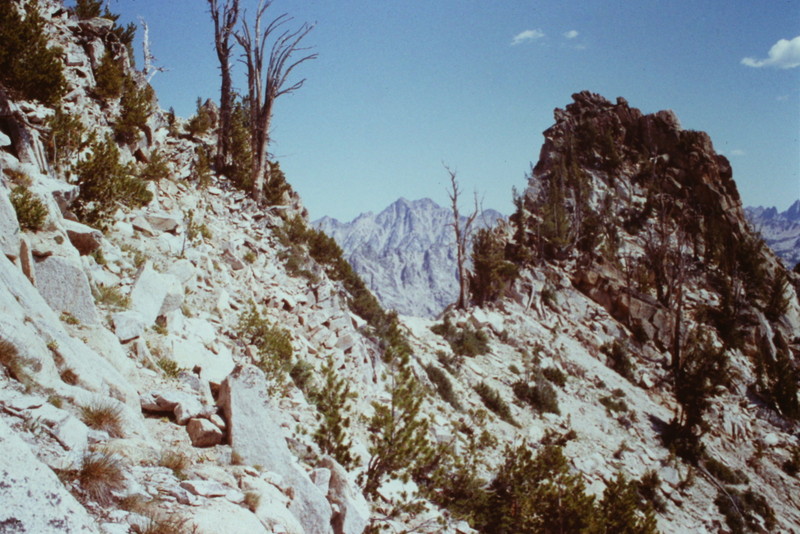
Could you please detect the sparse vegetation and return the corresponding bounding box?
[156,357,182,379]
[599,388,629,414]
[512,371,560,416]
[430,317,489,358]
[424,364,461,410]
[94,285,130,309]
[9,185,47,231]
[715,487,775,534]
[474,382,516,425]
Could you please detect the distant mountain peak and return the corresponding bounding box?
[314,198,504,317]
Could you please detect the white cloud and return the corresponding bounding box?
[741,35,800,69]
[729,149,746,157]
[564,30,579,39]
[511,29,545,46]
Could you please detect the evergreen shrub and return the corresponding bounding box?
[73,136,152,227]
[9,184,47,231]
[0,1,66,105]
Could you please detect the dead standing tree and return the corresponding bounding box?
[446,166,479,310]
[235,1,316,203]
[208,0,240,168]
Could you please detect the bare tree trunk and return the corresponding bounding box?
[446,166,479,310]
[236,1,316,203]
[208,0,240,168]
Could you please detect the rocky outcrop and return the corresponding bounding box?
[219,365,334,534]
[316,198,503,317]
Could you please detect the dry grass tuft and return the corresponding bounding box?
[80,402,124,438]
[158,449,189,479]
[0,337,37,386]
[79,451,126,505]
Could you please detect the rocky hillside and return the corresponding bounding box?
[1,2,799,533]
[746,200,800,268]
[315,198,503,318]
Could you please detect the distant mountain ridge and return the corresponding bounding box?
[315,198,503,317]
[746,199,800,268]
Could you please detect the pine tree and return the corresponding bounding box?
[0,1,66,105]
[363,348,432,499]
[73,136,152,228]
[593,473,658,534]
[312,358,356,469]
[481,443,594,533]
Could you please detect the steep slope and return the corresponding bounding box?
[315,198,503,317]
[746,200,800,268]
[1,3,799,533]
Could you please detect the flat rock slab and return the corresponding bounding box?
[219,365,333,534]
[35,255,99,324]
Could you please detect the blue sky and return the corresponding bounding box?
[102,0,799,221]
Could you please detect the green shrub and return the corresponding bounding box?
[469,226,518,306]
[715,487,775,534]
[93,50,125,99]
[9,185,47,231]
[782,445,800,477]
[114,77,154,144]
[264,161,292,206]
[187,97,214,138]
[156,357,182,379]
[236,302,293,387]
[192,145,212,187]
[72,0,104,19]
[430,317,489,357]
[542,366,566,387]
[45,107,86,168]
[139,150,170,182]
[94,285,130,309]
[424,364,461,410]
[73,136,153,227]
[312,358,355,469]
[599,388,629,414]
[474,382,516,425]
[0,1,66,105]
[595,473,658,534]
[603,340,635,382]
[513,374,560,415]
[478,444,594,533]
[703,456,748,485]
[363,350,432,498]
